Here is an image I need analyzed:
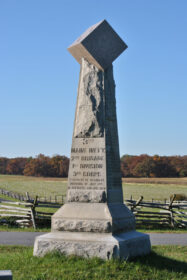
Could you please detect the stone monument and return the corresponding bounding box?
[34,20,151,259]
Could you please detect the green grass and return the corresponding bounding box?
[0,193,19,202]
[0,225,50,232]
[123,177,187,185]
[123,183,187,201]
[1,174,187,201]
[0,225,186,233]
[138,228,187,233]
[0,245,187,280]
[0,175,67,199]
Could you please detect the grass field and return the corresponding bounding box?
[123,177,187,185]
[0,245,187,280]
[0,175,187,201]
[0,175,67,198]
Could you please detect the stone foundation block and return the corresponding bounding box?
[33,231,151,260]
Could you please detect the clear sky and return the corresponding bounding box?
[0,0,187,158]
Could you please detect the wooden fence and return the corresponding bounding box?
[0,200,34,228]
[0,188,30,201]
[0,188,64,203]
[31,196,62,227]
[0,197,63,229]
[1,188,187,229]
[125,195,187,228]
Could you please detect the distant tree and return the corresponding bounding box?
[153,156,178,177]
[23,154,69,177]
[178,158,187,177]
[6,158,27,175]
[120,155,133,177]
[178,156,187,177]
[121,154,182,178]
[179,169,187,177]
[133,157,156,177]
[49,155,69,177]
[23,154,51,177]
[0,157,8,174]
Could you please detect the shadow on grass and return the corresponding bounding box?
[132,251,187,274]
[136,225,174,231]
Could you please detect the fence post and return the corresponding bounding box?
[169,194,176,228]
[131,196,143,212]
[30,196,38,229]
[26,192,30,201]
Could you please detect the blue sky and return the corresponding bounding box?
[0,0,187,158]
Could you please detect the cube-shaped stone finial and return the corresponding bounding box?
[68,19,127,70]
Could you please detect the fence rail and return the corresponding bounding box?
[125,195,187,228]
[0,200,33,228]
[0,188,64,203]
[0,188,64,229]
[0,196,63,229]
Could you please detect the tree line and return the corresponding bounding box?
[0,154,69,177]
[120,154,187,177]
[0,154,187,178]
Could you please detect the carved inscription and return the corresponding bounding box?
[68,138,106,191]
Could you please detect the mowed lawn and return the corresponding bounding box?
[0,175,187,201]
[0,245,187,280]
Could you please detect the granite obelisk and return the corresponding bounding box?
[34,20,151,259]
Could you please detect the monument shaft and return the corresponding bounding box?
[68,58,123,205]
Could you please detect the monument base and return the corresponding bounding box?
[33,231,151,260]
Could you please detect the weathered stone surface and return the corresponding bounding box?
[74,59,104,138]
[108,204,135,232]
[51,203,113,233]
[51,203,135,233]
[52,219,112,233]
[34,231,151,260]
[68,20,127,70]
[67,190,107,203]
